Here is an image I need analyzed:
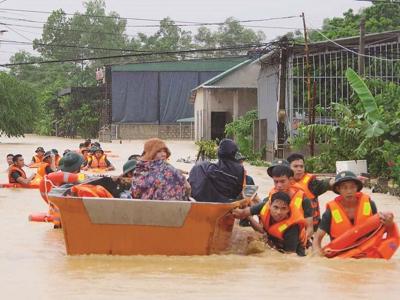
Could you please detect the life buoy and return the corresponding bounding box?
[323,214,400,259]
[71,184,113,198]
[39,171,85,203]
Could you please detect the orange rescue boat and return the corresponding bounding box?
[49,191,249,256]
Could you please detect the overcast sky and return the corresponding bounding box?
[0,0,371,64]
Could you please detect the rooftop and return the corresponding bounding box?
[111,57,248,72]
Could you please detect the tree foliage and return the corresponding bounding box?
[0,72,38,137]
[308,2,400,41]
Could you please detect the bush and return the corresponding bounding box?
[195,140,218,160]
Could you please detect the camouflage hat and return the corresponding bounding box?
[267,159,291,177]
[333,170,363,194]
[35,147,45,153]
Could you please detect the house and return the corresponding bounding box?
[256,30,400,160]
[106,57,248,140]
[191,59,260,141]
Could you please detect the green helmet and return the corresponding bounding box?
[333,171,363,194]
[267,159,291,177]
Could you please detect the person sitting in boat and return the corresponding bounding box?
[82,147,115,171]
[37,151,57,177]
[8,154,36,185]
[313,171,395,257]
[39,152,86,228]
[248,191,307,256]
[6,153,13,172]
[131,138,189,201]
[233,160,314,240]
[188,138,244,203]
[113,159,137,199]
[29,146,45,166]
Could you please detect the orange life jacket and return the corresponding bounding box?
[296,173,320,227]
[327,192,373,240]
[268,187,305,217]
[71,184,113,198]
[259,201,307,248]
[89,155,108,168]
[39,171,85,227]
[37,162,50,178]
[324,214,400,259]
[39,171,85,203]
[32,155,43,163]
[8,165,27,183]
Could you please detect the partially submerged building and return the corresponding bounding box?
[191,59,260,141]
[106,57,247,140]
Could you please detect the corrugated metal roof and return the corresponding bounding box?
[111,57,248,72]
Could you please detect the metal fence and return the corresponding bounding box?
[287,41,400,137]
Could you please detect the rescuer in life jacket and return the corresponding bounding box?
[312,171,395,256]
[287,153,334,232]
[8,154,36,185]
[233,160,314,240]
[82,147,115,171]
[29,146,45,166]
[247,191,307,256]
[37,151,57,177]
[39,151,86,228]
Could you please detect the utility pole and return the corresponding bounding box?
[358,17,366,76]
[301,12,314,156]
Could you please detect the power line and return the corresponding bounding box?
[0,39,165,52]
[0,7,301,25]
[0,42,277,67]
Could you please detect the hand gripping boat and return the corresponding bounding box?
[48,183,254,256]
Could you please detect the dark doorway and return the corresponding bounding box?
[211,112,227,140]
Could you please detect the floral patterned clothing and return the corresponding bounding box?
[131,159,187,201]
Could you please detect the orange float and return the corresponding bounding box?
[0,175,42,189]
[29,212,54,223]
[323,214,400,259]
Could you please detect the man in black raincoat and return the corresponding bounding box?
[188,139,244,203]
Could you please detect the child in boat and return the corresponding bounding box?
[8,154,36,185]
[248,191,307,256]
[116,160,137,199]
[313,171,394,256]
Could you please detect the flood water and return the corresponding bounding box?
[1,135,399,299]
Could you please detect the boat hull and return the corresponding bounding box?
[49,196,246,256]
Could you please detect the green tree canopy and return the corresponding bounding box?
[0,72,38,137]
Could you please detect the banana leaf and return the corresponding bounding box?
[345,68,380,123]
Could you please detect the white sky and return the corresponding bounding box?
[0,0,371,64]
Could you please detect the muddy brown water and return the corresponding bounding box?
[0,135,399,299]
